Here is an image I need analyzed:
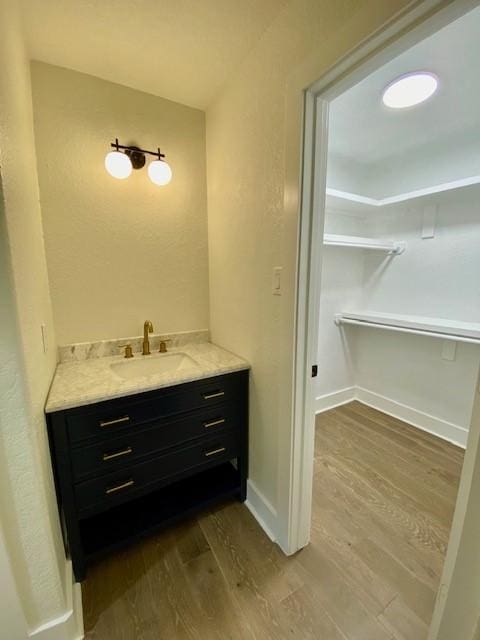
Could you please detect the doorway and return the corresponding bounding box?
[293,2,480,638]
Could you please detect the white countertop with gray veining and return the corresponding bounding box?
[45,342,249,413]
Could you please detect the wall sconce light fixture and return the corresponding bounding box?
[105,138,172,185]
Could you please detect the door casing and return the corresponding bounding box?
[284,1,480,638]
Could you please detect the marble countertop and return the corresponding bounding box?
[45,342,249,413]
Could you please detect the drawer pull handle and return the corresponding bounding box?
[203,418,226,429]
[203,391,225,400]
[99,415,130,428]
[106,479,134,494]
[103,446,133,461]
[205,447,226,457]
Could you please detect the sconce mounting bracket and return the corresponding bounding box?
[110,138,166,169]
[124,146,146,170]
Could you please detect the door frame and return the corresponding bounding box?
[290,0,480,636]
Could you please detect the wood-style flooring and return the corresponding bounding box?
[82,401,464,639]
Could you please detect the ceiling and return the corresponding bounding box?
[328,6,480,170]
[20,0,287,110]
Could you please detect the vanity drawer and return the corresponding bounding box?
[70,404,241,481]
[75,432,239,515]
[66,373,244,445]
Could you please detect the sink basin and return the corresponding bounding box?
[110,353,197,380]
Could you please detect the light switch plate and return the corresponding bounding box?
[272,266,282,295]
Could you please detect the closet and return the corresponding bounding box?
[317,184,480,449]
[315,6,480,451]
[308,8,480,638]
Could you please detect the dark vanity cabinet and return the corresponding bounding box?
[47,370,248,581]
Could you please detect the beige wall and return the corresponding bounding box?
[0,0,70,630]
[206,0,414,520]
[31,62,209,346]
[0,519,28,640]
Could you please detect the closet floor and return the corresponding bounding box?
[82,401,464,640]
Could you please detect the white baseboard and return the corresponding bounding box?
[315,385,468,449]
[30,560,84,640]
[245,479,277,543]
[315,386,356,413]
[355,387,468,449]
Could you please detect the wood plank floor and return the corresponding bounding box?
[82,401,464,640]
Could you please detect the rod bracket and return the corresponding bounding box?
[391,241,406,255]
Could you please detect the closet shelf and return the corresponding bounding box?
[326,175,480,208]
[323,234,406,255]
[335,311,480,345]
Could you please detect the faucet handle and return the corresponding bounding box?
[159,339,171,353]
[119,344,134,359]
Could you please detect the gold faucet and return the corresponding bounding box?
[142,320,153,355]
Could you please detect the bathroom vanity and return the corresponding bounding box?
[46,341,249,581]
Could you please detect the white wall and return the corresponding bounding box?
[317,248,361,398]
[356,186,480,443]
[316,186,480,446]
[366,134,480,199]
[316,212,364,404]
[359,186,480,321]
[328,135,480,200]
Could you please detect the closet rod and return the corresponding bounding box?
[323,234,405,254]
[336,317,480,345]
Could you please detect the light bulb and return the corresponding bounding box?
[105,151,132,179]
[148,159,172,186]
[382,72,438,109]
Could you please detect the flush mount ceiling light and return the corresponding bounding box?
[382,71,438,109]
[105,138,172,185]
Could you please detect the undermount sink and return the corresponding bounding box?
[110,352,197,380]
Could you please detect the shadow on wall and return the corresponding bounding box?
[0,184,41,622]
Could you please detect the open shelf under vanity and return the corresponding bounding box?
[80,462,240,559]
